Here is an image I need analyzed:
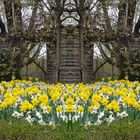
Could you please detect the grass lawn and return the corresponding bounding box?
[0,119,140,140]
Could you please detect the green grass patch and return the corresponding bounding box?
[0,120,140,140]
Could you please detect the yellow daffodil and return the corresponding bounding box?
[66,105,74,113]
[77,106,84,113]
[56,106,63,112]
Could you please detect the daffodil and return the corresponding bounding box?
[77,106,84,113]
[66,105,74,113]
[56,106,63,112]
[65,97,75,105]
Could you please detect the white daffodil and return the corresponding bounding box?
[105,114,115,124]
[72,114,80,123]
[25,115,35,124]
[12,111,24,119]
[98,111,104,119]
[84,121,92,129]
[117,111,128,119]
[60,114,68,122]
[27,111,31,114]
[60,98,64,102]
[38,119,46,125]
[109,111,114,115]
[36,111,42,119]
[57,112,60,118]
[94,119,102,126]
[48,121,56,129]
[80,112,84,118]
[68,113,72,121]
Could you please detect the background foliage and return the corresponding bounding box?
[119,48,140,81]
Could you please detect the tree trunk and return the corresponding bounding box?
[14,0,23,32]
[56,28,61,82]
[15,52,22,79]
[3,0,13,33]
[79,27,84,82]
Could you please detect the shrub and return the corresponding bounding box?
[119,48,140,82]
[0,48,16,82]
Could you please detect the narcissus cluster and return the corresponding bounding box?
[0,79,140,128]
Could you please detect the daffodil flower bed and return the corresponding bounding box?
[0,79,140,128]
